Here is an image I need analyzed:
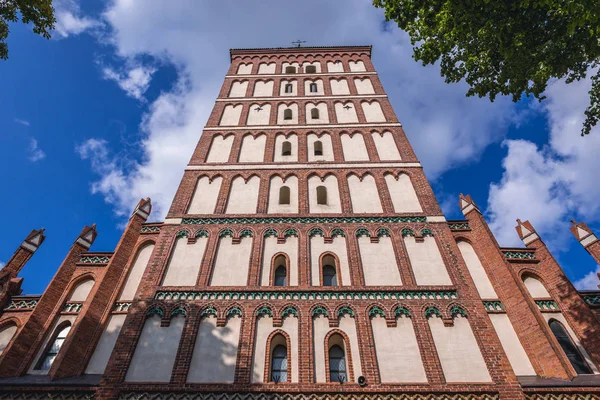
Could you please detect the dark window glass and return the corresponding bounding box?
[549,320,592,374]
[274,265,287,286]
[283,109,293,120]
[306,65,317,73]
[282,141,292,156]
[314,140,323,156]
[311,108,319,119]
[329,344,347,382]
[285,84,293,93]
[271,344,288,382]
[310,83,318,93]
[285,66,296,73]
[323,264,337,286]
[316,186,327,205]
[36,324,71,371]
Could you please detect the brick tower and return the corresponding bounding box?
[2,45,600,400]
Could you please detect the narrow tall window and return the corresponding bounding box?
[285,84,293,93]
[306,65,317,73]
[310,83,318,93]
[316,186,327,205]
[36,324,71,371]
[271,344,288,382]
[279,186,291,205]
[329,344,347,382]
[311,108,320,119]
[549,320,592,374]
[283,109,293,120]
[282,141,292,156]
[314,140,323,156]
[322,254,338,286]
[274,265,287,286]
[285,66,296,73]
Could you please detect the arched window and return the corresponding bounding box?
[271,344,288,382]
[282,141,292,156]
[285,84,293,93]
[310,83,318,93]
[36,323,71,371]
[285,66,296,73]
[314,140,323,156]
[279,186,291,205]
[274,265,287,286]
[329,344,347,382]
[549,320,592,374]
[311,108,319,119]
[322,254,338,286]
[283,108,293,120]
[306,65,317,73]
[316,186,327,205]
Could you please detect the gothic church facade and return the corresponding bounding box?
[1,45,600,400]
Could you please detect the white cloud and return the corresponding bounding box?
[102,64,156,100]
[14,118,30,126]
[78,1,517,220]
[53,0,102,38]
[0,261,5,269]
[574,265,600,290]
[487,73,600,249]
[27,138,46,162]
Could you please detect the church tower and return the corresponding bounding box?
[2,45,600,400]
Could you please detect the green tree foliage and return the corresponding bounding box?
[1,0,55,60]
[374,0,600,136]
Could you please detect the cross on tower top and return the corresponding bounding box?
[291,40,307,48]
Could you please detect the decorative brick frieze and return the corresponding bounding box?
[78,254,112,264]
[3,297,39,310]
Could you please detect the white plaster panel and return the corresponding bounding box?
[187,316,241,383]
[68,279,95,302]
[261,236,299,286]
[340,133,369,161]
[358,236,401,286]
[219,105,242,126]
[347,174,383,213]
[239,134,266,161]
[0,323,17,355]
[362,101,386,122]
[86,314,126,374]
[162,237,207,286]
[404,236,452,285]
[274,134,298,162]
[253,81,274,97]
[187,176,222,214]
[489,313,535,375]
[119,244,154,301]
[258,63,276,74]
[279,80,298,96]
[125,315,185,382]
[542,312,599,374]
[307,133,334,162]
[303,61,321,73]
[229,81,248,97]
[335,102,359,123]
[306,103,329,124]
[282,62,300,73]
[339,315,363,380]
[247,105,271,126]
[304,79,324,96]
[237,64,252,74]
[349,61,366,72]
[354,78,375,94]
[457,241,498,299]
[523,276,551,298]
[210,236,252,286]
[310,236,350,286]
[330,78,350,95]
[277,104,299,124]
[327,61,344,73]
[313,315,329,382]
[385,174,423,213]
[206,135,234,163]
[225,176,260,214]
[29,315,77,374]
[267,176,298,214]
[308,175,341,213]
[372,131,401,160]
[251,316,299,383]
[428,316,492,382]
[371,315,426,382]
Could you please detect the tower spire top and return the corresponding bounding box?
[291,40,307,48]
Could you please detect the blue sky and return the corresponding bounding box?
[1,0,599,294]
